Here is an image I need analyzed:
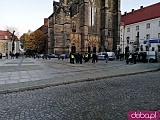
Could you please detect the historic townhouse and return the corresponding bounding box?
[120,2,160,54]
[48,0,120,54]
[0,30,19,57]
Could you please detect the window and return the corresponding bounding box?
[145,46,149,51]
[146,34,150,40]
[159,21,160,27]
[88,0,98,33]
[158,33,160,39]
[72,22,76,32]
[152,47,155,51]
[127,27,130,32]
[146,23,150,29]
[136,25,139,31]
[126,37,130,45]
[158,45,160,52]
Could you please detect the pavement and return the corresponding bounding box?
[0,57,160,94]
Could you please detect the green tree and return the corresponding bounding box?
[30,30,47,53]
[20,30,47,53]
[20,33,30,49]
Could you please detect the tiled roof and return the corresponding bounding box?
[0,30,18,41]
[121,2,160,25]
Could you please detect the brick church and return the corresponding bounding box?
[48,0,120,54]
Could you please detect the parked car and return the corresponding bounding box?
[59,54,69,59]
[107,52,116,60]
[38,54,44,58]
[47,54,58,58]
[145,51,157,62]
[98,52,106,60]
[98,52,116,60]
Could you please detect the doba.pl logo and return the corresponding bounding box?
[128,111,160,120]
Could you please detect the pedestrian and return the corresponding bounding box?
[96,52,98,62]
[70,53,75,64]
[92,53,96,64]
[79,53,83,64]
[126,52,130,64]
[104,52,109,63]
[133,52,137,64]
[128,53,132,63]
[75,52,80,63]
[84,53,88,62]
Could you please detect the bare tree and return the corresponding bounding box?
[5,26,20,38]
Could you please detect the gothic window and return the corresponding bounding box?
[72,22,76,32]
[88,0,98,33]
[70,3,79,17]
[108,0,111,8]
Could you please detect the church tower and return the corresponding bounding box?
[100,0,120,52]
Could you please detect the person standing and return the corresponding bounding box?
[79,53,83,64]
[92,53,96,64]
[104,52,109,63]
[126,52,130,64]
[70,53,75,64]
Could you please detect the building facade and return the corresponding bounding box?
[120,2,160,54]
[48,0,120,54]
[0,30,20,57]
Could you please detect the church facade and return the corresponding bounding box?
[48,0,120,54]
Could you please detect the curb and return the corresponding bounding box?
[0,68,159,94]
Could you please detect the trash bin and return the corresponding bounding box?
[0,53,2,59]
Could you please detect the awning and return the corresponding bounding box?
[144,39,160,44]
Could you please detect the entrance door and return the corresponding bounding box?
[71,46,76,53]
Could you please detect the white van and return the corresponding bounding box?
[107,52,116,60]
[145,51,157,62]
[98,52,106,60]
[98,52,116,60]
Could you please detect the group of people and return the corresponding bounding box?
[69,52,109,64]
[125,52,137,64]
[69,52,89,64]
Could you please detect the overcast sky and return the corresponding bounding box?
[0,0,160,37]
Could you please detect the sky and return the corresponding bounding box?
[0,0,160,37]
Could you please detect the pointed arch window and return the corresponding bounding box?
[88,0,98,33]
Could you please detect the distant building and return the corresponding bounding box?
[0,30,20,57]
[48,0,120,54]
[120,2,160,54]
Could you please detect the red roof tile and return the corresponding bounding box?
[121,2,160,25]
[0,30,19,41]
